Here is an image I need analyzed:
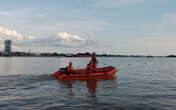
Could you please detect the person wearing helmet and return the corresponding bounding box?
[66,62,74,75]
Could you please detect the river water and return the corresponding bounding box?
[0,57,176,110]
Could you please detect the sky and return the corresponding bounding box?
[0,0,176,55]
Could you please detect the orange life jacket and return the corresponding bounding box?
[67,66,73,72]
[86,64,92,70]
[86,64,93,74]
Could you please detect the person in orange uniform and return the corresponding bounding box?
[90,52,98,70]
[66,62,74,75]
[86,62,93,75]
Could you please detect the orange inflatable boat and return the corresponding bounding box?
[52,66,117,80]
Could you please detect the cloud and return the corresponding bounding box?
[0,26,97,50]
[8,31,96,48]
[57,32,85,41]
[0,26,35,42]
[93,0,160,8]
[0,26,37,51]
[27,32,96,47]
[0,11,11,16]
[0,26,23,40]
[56,32,86,47]
[27,35,35,40]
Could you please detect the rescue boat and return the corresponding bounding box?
[52,66,117,80]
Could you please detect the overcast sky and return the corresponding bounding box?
[0,0,176,55]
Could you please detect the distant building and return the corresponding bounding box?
[4,40,12,55]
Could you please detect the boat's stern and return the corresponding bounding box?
[52,71,59,77]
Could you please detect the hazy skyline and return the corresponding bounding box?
[0,0,176,55]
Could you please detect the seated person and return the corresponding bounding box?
[86,62,93,75]
[66,62,74,75]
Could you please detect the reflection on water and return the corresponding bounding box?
[1,57,12,74]
[59,76,117,103]
[86,79,98,102]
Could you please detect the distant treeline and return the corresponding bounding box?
[0,51,175,58]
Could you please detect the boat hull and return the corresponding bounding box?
[52,66,117,80]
